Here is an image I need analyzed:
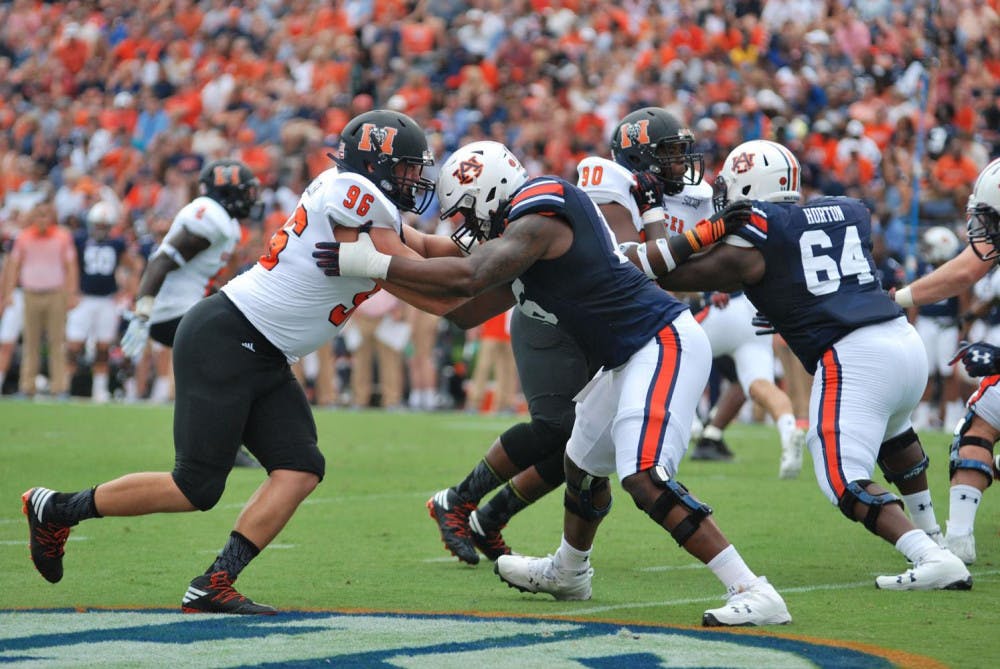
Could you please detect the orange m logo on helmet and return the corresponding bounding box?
[618,120,651,149]
[453,156,484,185]
[213,164,241,186]
[730,152,755,174]
[358,124,398,154]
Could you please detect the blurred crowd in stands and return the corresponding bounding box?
[0,0,999,419]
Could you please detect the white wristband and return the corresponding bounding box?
[641,206,666,225]
[636,243,657,280]
[134,295,155,320]
[654,237,678,272]
[894,286,915,308]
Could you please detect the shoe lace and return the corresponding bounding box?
[207,572,247,605]
[36,523,71,558]
[443,502,476,538]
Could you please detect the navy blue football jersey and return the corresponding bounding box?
[732,197,903,372]
[505,176,689,369]
[914,259,959,320]
[75,231,127,297]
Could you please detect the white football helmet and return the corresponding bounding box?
[713,139,801,211]
[920,225,960,265]
[437,141,529,254]
[967,157,1000,261]
[86,201,118,238]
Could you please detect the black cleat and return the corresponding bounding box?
[690,436,734,461]
[427,488,479,565]
[181,571,277,614]
[469,510,512,561]
[22,488,72,584]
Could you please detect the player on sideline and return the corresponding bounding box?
[892,156,1000,565]
[625,139,970,591]
[21,110,463,614]
[314,139,792,626]
[426,108,707,565]
[65,202,142,402]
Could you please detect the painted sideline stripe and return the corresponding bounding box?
[567,569,1000,615]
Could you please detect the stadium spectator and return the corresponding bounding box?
[463,310,517,414]
[347,288,407,410]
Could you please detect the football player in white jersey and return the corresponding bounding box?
[20,110,463,614]
[584,108,804,478]
[893,157,1000,566]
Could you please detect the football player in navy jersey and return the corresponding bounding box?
[629,139,972,591]
[910,226,965,431]
[316,139,792,627]
[425,109,708,567]
[65,202,142,402]
[892,156,1000,566]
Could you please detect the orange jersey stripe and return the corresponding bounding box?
[819,349,846,497]
[749,212,768,233]
[969,374,1000,405]
[637,325,681,470]
[509,181,564,208]
[693,306,710,323]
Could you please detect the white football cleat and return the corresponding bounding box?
[927,529,947,549]
[702,576,791,626]
[779,429,805,479]
[875,549,972,590]
[946,532,976,565]
[495,554,592,601]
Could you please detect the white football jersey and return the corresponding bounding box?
[576,156,714,238]
[222,167,402,362]
[151,196,241,325]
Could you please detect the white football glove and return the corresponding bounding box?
[120,296,154,359]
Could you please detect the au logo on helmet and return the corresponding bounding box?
[618,119,651,149]
[358,124,398,154]
[453,155,484,185]
[730,152,755,174]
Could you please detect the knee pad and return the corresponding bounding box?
[645,465,713,547]
[837,479,903,534]
[500,419,568,470]
[564,465,612,522]
[877,428,929,485]
[949,435,995,488]
[172,467,226,512]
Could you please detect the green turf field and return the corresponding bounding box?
[1,401,995,668]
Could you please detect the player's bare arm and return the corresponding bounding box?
[400,222,466,259]
[655,243,766,293]
[896,245,991,307]
[137,227,211,299]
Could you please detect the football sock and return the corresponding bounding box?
[209,531,260,579]
[946,484,982,536]
[92,373,109,395]
[554,535,591,572]
[901,490,940,535]
[707,544,757,594]
[455,459,503,505]
[476,481,529,529]
[702,425,723,442]
[51,488,101,525]
[895,528,938,563]
[776,413,796,443]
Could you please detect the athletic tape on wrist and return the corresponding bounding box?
[637,243,657,280]
[654,237,677,272]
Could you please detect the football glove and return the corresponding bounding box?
[120,295,154,359]
[631,170,665,216]
[313,224,391,279]
[687,200,753,251]
[751,310,777,336]
[950,340,1000,377]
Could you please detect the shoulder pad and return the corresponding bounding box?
[176,196,231,242]
[575,156,636,208]
[307,172,401,233]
